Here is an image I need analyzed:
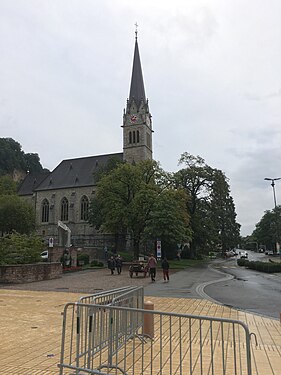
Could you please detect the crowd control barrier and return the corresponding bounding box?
[58,289,252,374]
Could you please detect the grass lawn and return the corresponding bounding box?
[168,258,207,269]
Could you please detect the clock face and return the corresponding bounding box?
[130,115,137,123]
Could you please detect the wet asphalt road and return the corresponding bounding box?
[205,254,281,319]
[145,252,281,319]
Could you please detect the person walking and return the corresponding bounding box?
[161,257,170,282]
[115,255,123,275]
[147,253,157,282]
[107,256,116,275]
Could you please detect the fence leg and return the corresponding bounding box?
[143,300,154,339]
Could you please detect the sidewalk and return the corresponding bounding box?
[1,267,280,374]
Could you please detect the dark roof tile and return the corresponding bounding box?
[35,153,123,191]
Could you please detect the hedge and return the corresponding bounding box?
[77,253,90,266]
[237,259,281,273]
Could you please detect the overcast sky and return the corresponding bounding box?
[1,0,281,236]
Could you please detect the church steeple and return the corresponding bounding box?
[128,29,146,108]
[123,27,153,164]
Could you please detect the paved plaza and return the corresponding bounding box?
[0,267,280,374]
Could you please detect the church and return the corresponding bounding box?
[18,32,153,251]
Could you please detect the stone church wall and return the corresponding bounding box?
[35,186,96,246]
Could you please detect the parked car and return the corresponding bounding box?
[267,250,274,256]
[225,250,237,257]
[40,250,49,260]
[240,251,248,259]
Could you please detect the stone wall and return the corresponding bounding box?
[0,263,62,284]
[35,186,96,245]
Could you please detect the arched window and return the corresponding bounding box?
[133,131,136,143]
[41,199,49,223]
[80,195,89,221]
[129,131,132,144]
[61,197,69,221]
[137,130,140,143]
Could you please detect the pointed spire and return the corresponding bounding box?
[129,25,146,108]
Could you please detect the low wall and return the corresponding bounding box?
[0,262,62,284]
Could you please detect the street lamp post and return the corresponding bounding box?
[264,177,281,254]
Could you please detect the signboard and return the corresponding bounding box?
[48,237,54,248]
[156,240,161,259]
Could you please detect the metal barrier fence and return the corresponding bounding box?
[59,287,144,375]
[78,286,141,306]
[58,302,252,375]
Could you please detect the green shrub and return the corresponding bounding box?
[0,232,44,265]
[77,253,89,266]
[237,258,250,267]
[237,259,281,273]
[90,259,104,267]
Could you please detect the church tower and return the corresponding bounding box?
[123,29,153,163]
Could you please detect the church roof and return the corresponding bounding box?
[17,170,50,196]
[34,153,123,192]
[128,35,146,107]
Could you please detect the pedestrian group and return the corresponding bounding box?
[108,252,170,283]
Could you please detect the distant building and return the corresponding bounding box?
[18,32,153,250]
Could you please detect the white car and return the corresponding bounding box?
[267,250,274,256]
[240,251,248,259]
[41,250,49,260]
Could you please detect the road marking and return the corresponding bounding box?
[195,266,234,303]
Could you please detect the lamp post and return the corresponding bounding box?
[264,177,281,254]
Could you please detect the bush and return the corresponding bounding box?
[237,258,250,267]
[90,259,104,267]
[77,253,89,266]
[0,232,44,265]
[237,259,281,273]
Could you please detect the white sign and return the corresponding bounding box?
[156,240,161,259]
[48,237,54,248]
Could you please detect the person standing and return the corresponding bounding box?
[147,253,157,282]
[161,257,170,282]
[107,256,116,275]
[116,255,123,275]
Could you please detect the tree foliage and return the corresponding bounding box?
[0,175,17,195]
[89,160,191,258]
[0,195,35,235]
[0,232,44,265]
[174,152,240,256]
[0,137,44,176]
[209,169,240,251]
[252,206,281,250]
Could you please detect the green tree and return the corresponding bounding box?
[209,170,240,251]
[0,138,26,175]
[0,175,17,195]
[174,152,240,256]
[0,232,43,265]
[144,188,191,258]
[89,160,191,258]
[24,153,44,174]
[0,195,35,235]
[174,153,214,256]
[252,206,281,251]
[0,137,44,176]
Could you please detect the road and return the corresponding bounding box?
[145,251,281,319]
[205,251,281,319]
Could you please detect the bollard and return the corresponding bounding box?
[143,300,154,339]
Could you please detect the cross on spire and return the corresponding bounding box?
[135,22,138,39]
